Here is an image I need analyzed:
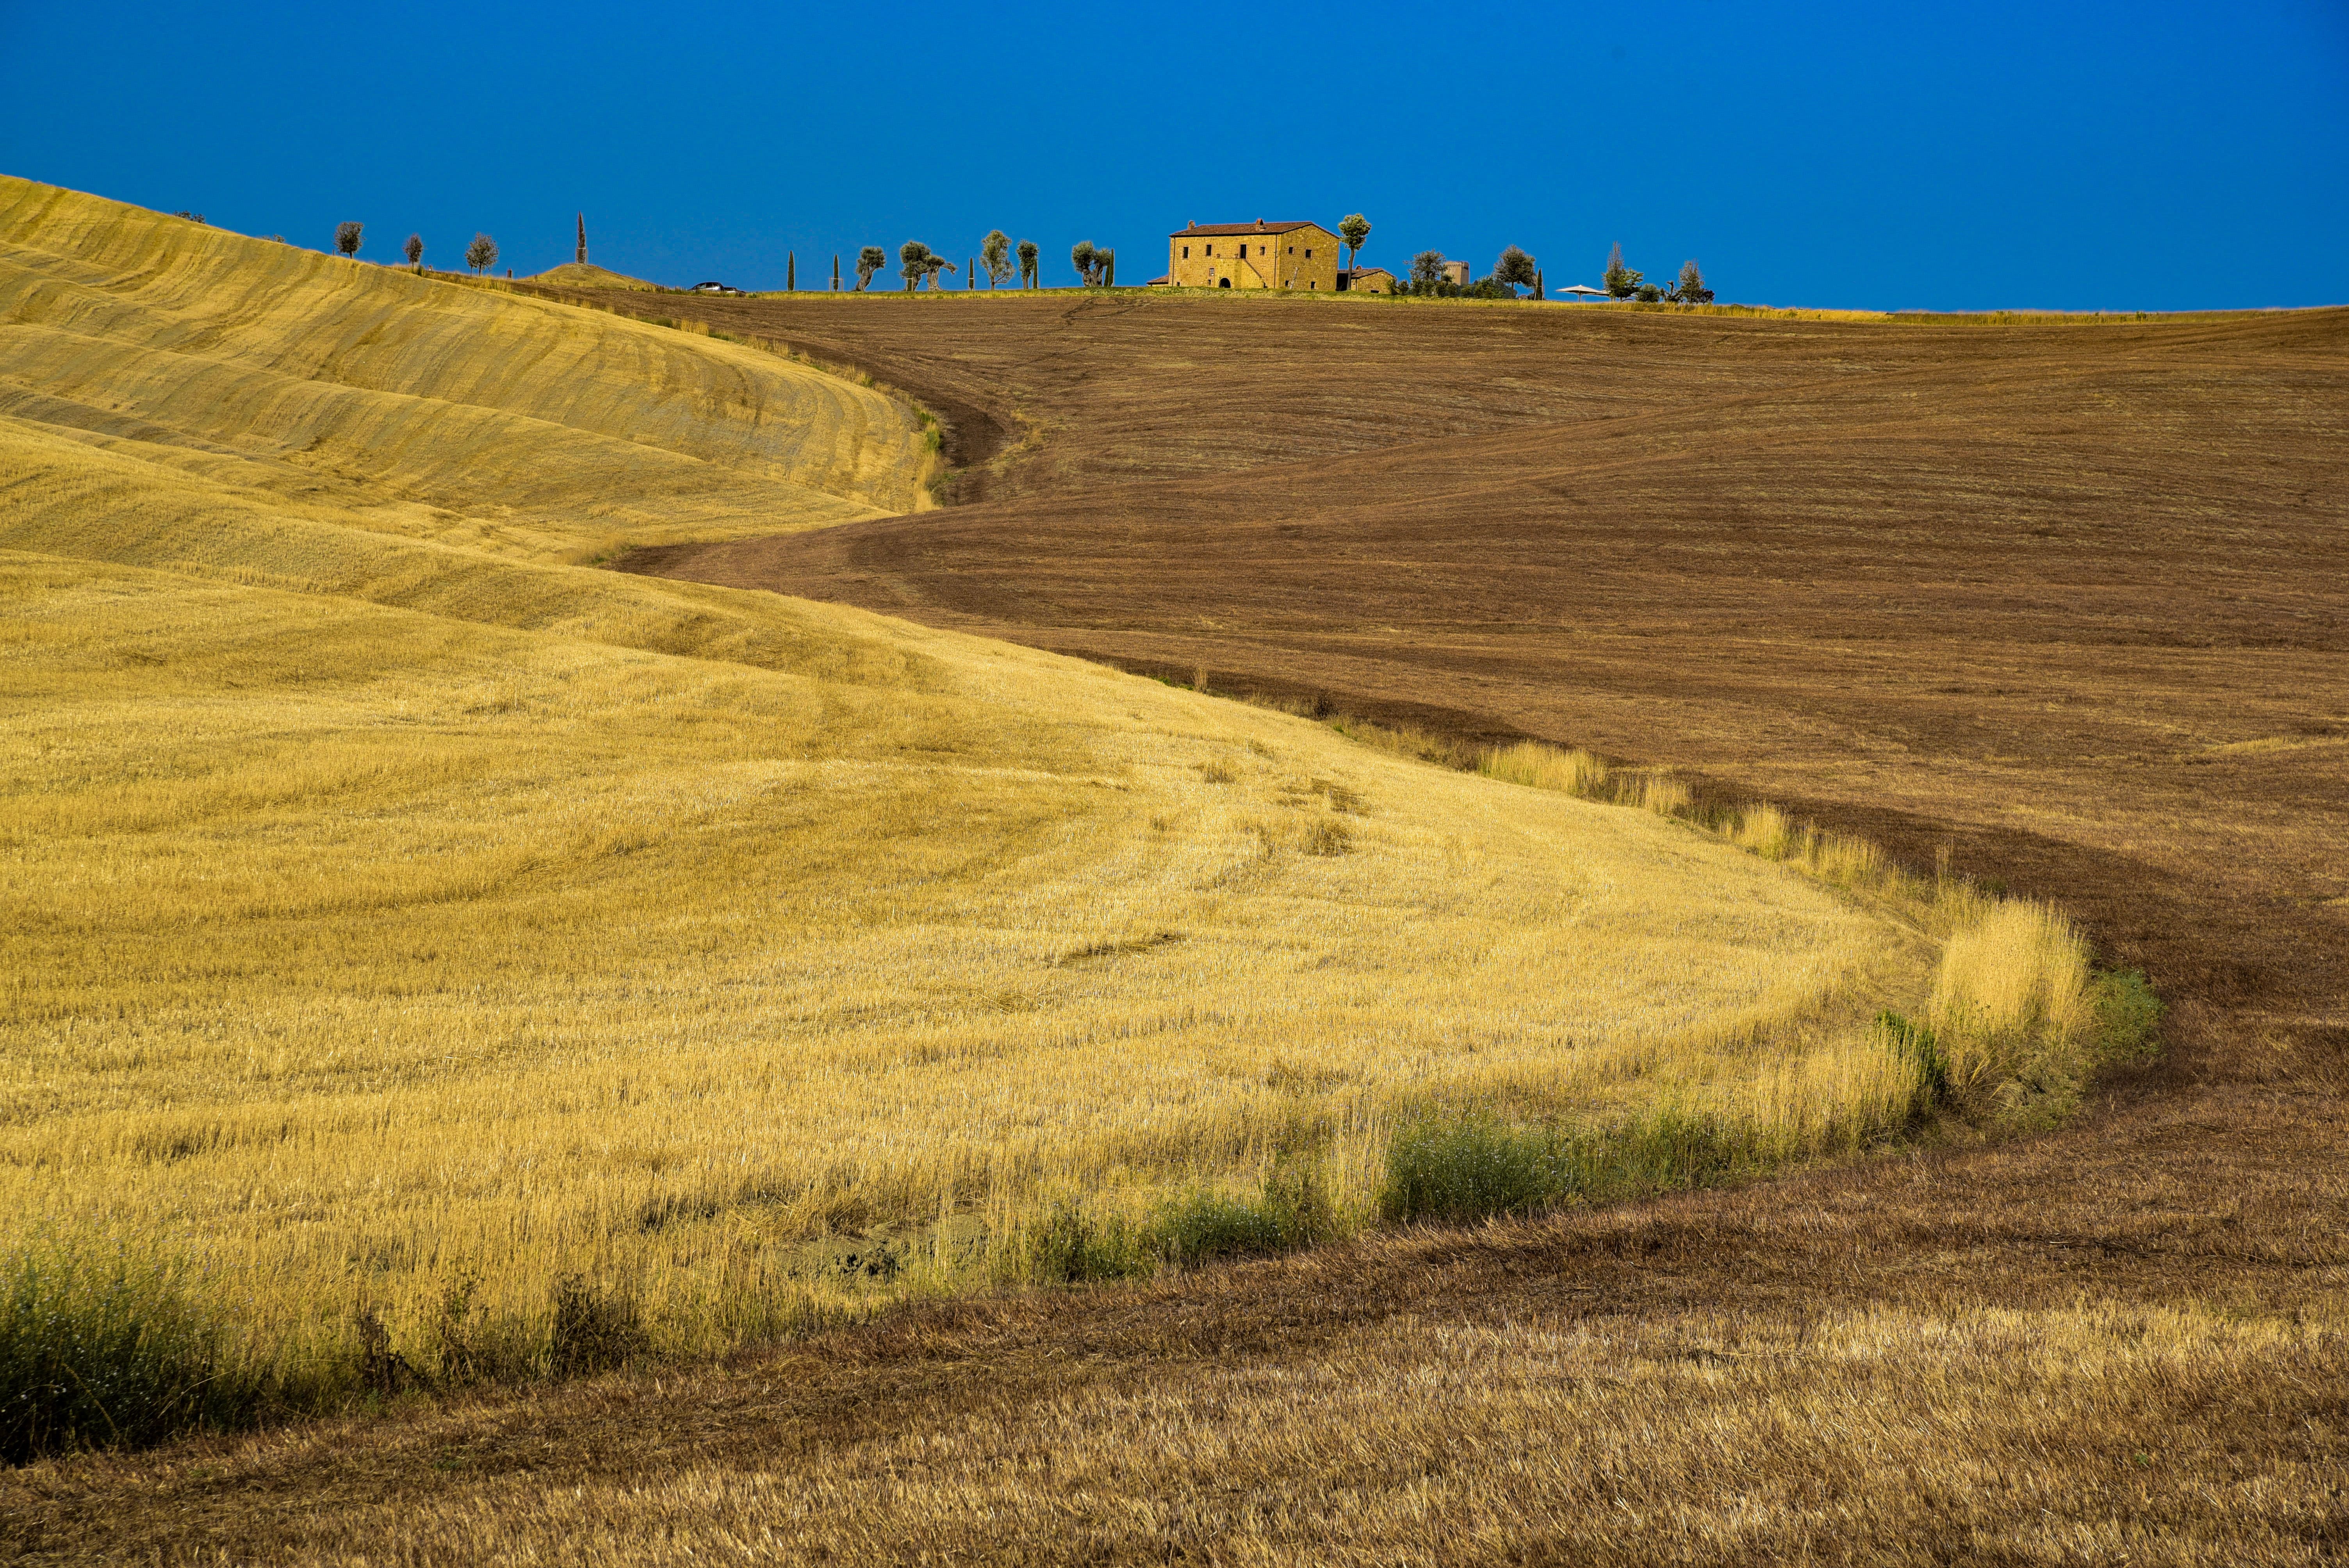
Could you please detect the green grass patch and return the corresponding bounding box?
[1378,1110,1765,1227]
[2089,969,2163,1062]
[0,1239,269,1464]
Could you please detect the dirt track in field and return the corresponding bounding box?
[10,292,2344,1564]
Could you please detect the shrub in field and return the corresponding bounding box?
[1380,1117,1565,1224]
[2090,969,2162,1061]
[996,1201,1148,1284]
[1877,1010,1951,1119]
[1154,1191,1289,1262]
[547,1275,646,1377]
[1380,1111,1778,1228]
[1155,1162,1342,1266]
[0,1239,263,1462]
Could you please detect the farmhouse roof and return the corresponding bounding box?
[1171,219,1326,237]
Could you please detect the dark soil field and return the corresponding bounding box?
[11,293,2345,1564]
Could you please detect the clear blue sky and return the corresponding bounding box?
[4,0,2343,309]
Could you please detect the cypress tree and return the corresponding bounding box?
[788,251,796,292]
[832,254,841,291]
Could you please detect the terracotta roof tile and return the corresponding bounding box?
[1169,220,1327,237]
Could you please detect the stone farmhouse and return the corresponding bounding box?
[1164,219,1342,290]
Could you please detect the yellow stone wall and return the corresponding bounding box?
[1166,225,1340,290]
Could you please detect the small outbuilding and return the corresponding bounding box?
[1339,267,1395,295]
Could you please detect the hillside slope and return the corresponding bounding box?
[0,182,1945,1401]
[0,179,925,563]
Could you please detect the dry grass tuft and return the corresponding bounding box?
[1481,739,1609,797]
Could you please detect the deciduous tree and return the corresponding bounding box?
[1016,239,1039,289]
[856,246,887,290]
[1410,250,1445,289]
[1070,240,1098,286]
[465,233,498,274]
[1338,213,1371,279]
[982,230,1012,288]
[900,241,935,290]
[1670,259,1714,304]
[335,222,363,260]
[1603,242,1642,300]
[403,233,424,270]
[1494,246,1538,295]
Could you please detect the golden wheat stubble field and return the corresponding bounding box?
[0,165,2056,1488]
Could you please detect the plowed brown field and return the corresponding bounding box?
[12,291,2345,1565]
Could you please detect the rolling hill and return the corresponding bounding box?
[0,175,2029,1485]
[3,194,2337,1562]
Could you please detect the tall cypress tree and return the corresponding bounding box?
[787,251,796,292]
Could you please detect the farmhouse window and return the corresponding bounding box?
[1206,244,1214,255]
[1304,248,1313,258]
[1182,246,1189,258]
